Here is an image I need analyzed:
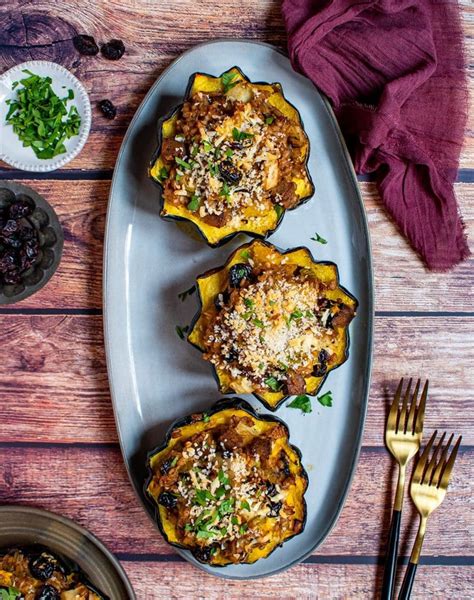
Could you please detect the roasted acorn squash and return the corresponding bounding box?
[188,240,357,410]
[150,66,314,247]
[145,398,308,566]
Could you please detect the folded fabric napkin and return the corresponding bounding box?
[283,0,469,270]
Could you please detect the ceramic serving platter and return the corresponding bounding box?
[104,40,374,579]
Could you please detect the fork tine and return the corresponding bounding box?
[407,379,420,434]
[398,378,412,433]
[387,377,403,431]
[431,433,454,487]
[439,436,462,489]
[412,430,437,484]
[414,379,428,435]
[422,432,446,484]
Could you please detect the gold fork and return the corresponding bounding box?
[398,430,462,599]
[381,378,428,600]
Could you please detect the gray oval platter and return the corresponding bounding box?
[104,40,374,579]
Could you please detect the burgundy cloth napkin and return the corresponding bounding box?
[282,0,469,270]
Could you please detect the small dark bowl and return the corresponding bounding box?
[0,182,64,305]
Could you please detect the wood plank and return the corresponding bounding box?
[121,561,474,599]
[0,446,472,558]
[2,180,473,311]
[0,0,472,170]
[0,315,472,444]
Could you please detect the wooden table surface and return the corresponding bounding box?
[0,1,473,598]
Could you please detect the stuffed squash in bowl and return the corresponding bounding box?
[145,399,308,566]
[150,67,314,246]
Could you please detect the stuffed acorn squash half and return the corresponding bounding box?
[188,240,357,410]
[150,66,314,247]
[145,399,307,566]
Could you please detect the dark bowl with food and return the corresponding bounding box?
[0,506,134,599]
[0,182,63,305]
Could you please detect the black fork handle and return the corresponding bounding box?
[381,509,402,600]
[398,562,418,600]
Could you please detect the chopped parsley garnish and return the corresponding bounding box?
[218,469,230,486]
[202,140,213,153]
[218,497,235,515]
[175,324,189,340]
[252,318,264,328]
[289,308,304,321]
[219,182,231,202]
[317,390,333,407]
[265,116,275,125]
[221,71,239,93]
[175,156,192,170]
[191,145,199,157]
[264,376,281,392]
[195,489,214,506]
[231,516,239,526]
[244,298,254,308]
[311,232,328,244]
[239,523,248,534]
[202,413,210,423]
[175,172,183,182]
[158,166,168,181]
[287,394,312,414]
[215,486,226,498]
[240,500,250,511]
[274,204,283,219]
[225,148,234,158]
[232,127,254,141]
[196,530,215,539]
[5,69,81,159]
[240,249,250,260]
[178,284,196,301]
[0,588,21,600]
[209,163,219,177]
[187,194,200,212]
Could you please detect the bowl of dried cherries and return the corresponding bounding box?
[0,182,63,304]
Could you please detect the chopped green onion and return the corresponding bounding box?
[311,232,328,244]
[264,377,281,391]
[175,156,192,170]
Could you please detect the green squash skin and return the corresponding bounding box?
[144,397,308,566]
[149,66,315,248]
[186,239,359,411]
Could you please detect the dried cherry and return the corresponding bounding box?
[73,34,99,56]
[98,99,117,120]
[101,39,125,60]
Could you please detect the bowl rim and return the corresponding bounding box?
[0,505,136,599]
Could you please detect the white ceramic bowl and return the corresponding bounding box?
[0,60,91,172]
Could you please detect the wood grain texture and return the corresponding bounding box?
[0,1,472,597]
[2,180,473,311]
[0,0,472,171]
[0,315,472,445]
[0,446,472,558]
[120,561,474,600]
